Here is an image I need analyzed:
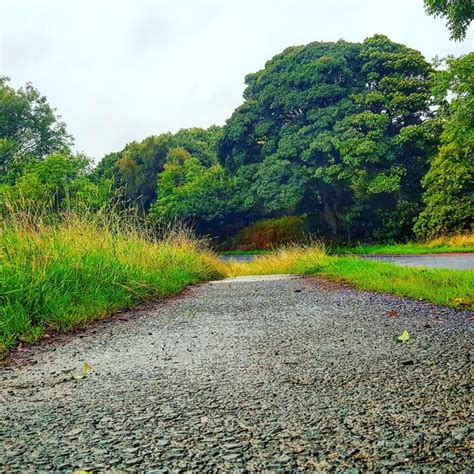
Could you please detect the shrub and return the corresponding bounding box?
[233,216,307,250]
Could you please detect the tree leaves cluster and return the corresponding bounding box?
[1,34,471,243]
[0,79,110,214]
[424,0,473,41]
[219,35,440,241]
[414,53,474,238]
[92,126,223,211]
[0,77,72,180]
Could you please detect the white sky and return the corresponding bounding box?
[1,0,472,161]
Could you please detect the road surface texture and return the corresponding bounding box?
[364,254,474,270]
[1,275,472,472]
[221,253,474,270]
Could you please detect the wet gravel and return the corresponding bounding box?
[1,275,473,472]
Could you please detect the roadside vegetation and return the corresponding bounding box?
[1,6,472,356]
[222,247,474,310]
[1,223,472,356]
[0,212,222,353]
[332,233,474,255]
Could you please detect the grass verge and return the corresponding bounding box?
[2,220,471,357]
[0,214,223,353]
[222,248,474,310]
[332,233,474,255]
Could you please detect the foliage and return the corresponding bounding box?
[2,40,472,248]
[424,0,473,40]
[219,35,438,241]
[231,216,307,250]
[414,54,474,239]
[0,213,222,352]
[149,147,236,235]
[0,153,112,215]
[414,145,473,238]
[0,77,72,180]
[93,126,223,210]
[332,232,474,255]
[397,330,411,343]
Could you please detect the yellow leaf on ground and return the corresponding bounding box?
[397,330,410,343]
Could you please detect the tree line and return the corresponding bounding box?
[1,32,472,244]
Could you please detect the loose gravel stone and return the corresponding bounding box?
[0,275,472,471]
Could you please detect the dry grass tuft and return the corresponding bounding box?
[222,246,327,277]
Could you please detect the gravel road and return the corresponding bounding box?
[1,275,472,472]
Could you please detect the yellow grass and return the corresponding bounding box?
[426,233,474,248]
[222,247,327,277]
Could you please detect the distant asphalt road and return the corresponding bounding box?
[222,253,474,270]
[364,253,474,270]
[1,275,472,471]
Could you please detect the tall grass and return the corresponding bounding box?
[2,211,471,356]
[223,246,326,277]
[0,212,223,353]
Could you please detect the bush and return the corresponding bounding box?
[233,216,307,250]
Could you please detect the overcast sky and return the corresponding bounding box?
[1,0,472,161]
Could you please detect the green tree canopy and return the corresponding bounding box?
[149,147,236,235]
[219,35,438,241]
[0,152,111,214]
[93,126,222,210]
[0,77,72,180]
[424,0,473,40]
[414,53,474,238]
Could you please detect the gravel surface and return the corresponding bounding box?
[1,275,473,472]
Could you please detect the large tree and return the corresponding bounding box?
[414,53,474,238]
[424,0,473,40]
[0,77,72,180]
[219,36,438,241]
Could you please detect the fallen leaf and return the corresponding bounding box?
[453,297,471,307]
[386,310,399,318]
[70,373,84,380]
[83,362,91,375]
[397,330,410,343]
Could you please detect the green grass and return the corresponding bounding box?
[0,214,223,354]
[223,247,474,310]
[2,218,472,357]
[331,234,474,255]
[294,255,474,310]
[332,243,474,255]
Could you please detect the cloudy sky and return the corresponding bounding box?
[1,0,472,161]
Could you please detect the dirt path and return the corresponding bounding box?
[1,275,472,471]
